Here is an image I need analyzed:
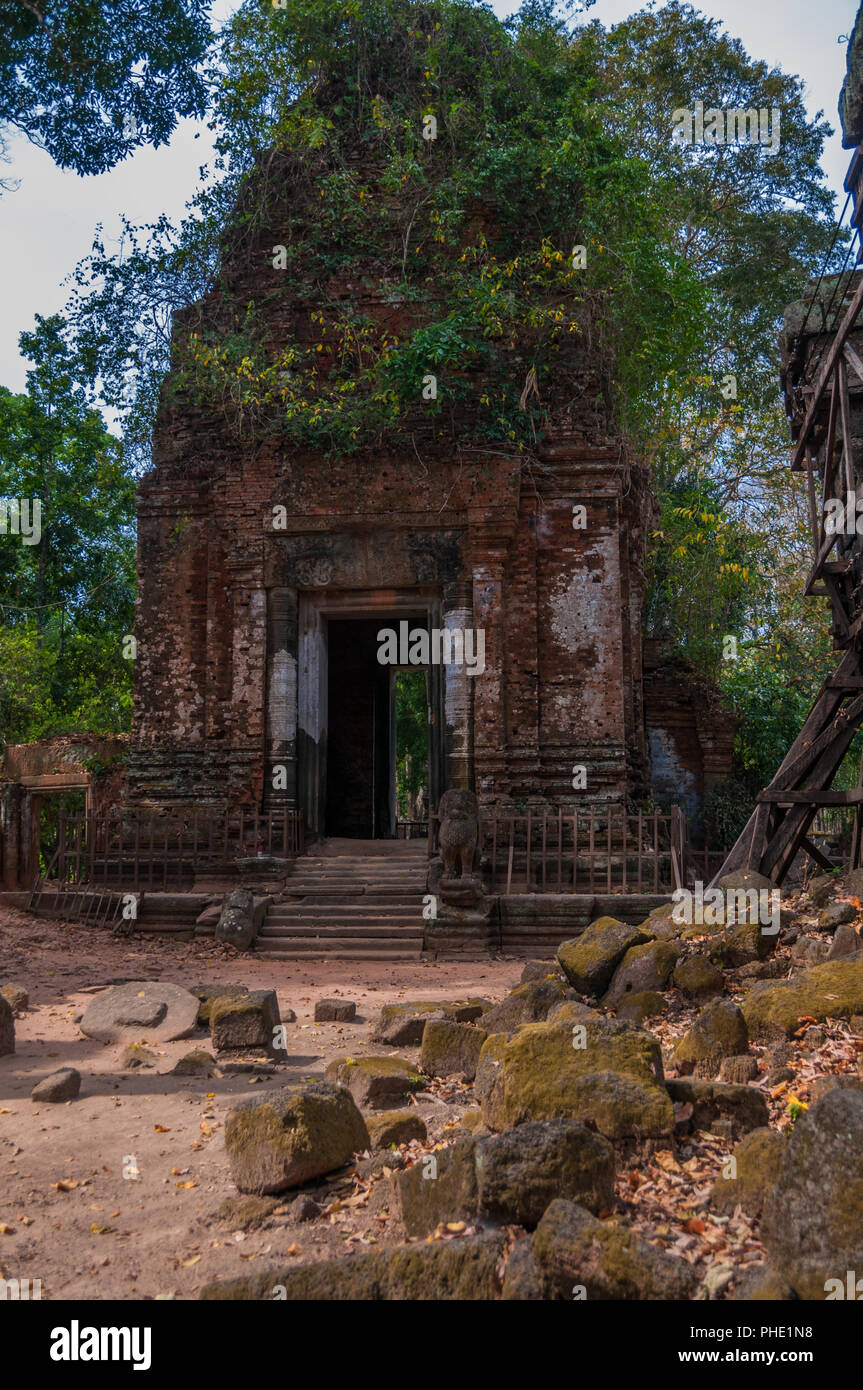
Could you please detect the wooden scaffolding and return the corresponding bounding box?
[717,144,863,885]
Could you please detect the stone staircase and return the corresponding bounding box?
[256,839,428,959]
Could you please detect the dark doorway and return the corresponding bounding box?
[325,617,411,838]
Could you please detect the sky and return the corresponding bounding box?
[0,0,857,396]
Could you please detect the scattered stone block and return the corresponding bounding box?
[743,960,863,1040]
[672,999,749,1077]
[557,918,650,997]
[211,989,279,1052]
[171,1049,216,1076]
[225,1080,369,1194]
[667,1078,769,1138]
[324,1055,425,1109]
[710,1127,785,1217]
[314,999,356,1023]
[420,1019,487,1081]
[366,1110,427,1149]
[531,1199,698,1300]
[31,1068,80,1103]
[200,1232,506,1301]
[673,955,725,998]
[190,983,252,1026]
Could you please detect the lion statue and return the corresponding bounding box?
[438,788,479,880]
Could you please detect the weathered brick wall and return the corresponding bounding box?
[127,153,655,823]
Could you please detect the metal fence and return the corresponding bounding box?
[39,807,305,891]
[429,804,726,895]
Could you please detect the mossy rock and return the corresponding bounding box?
[710,1127,786,1216]
[224,1080,369,1194]
[215,1194,278,1229]
[709,919,777,968]
[200,1232,506,1300]
[520,960,563,984]
[557,918,651,997]
[396,1120,614,1236]
[191,983,251,1026]
[0,984,28,1015]
[760,1089,863,1299]
[742,960,863,1041]
[615,990,667,1024]
[119,1042,157,1070]
[371,998,488,1046]
[211,990,279,1051]
[324,1054,425,1109]
[672,999,748,1076]
[458,1108,487,1133]
[474,1032,509,1122]
[673,954,725,998]
[478,977,567,1034]
[480,1015,673,1143]
[171,1048,217,1076]
[531,1199,698,1300]
[366,1110,427,1149]
[603,939,680,1005]
[420,1019,487,1081]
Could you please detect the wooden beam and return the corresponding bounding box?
[757,787,863,804]
[791,273,863,470]
[800,836,835,873]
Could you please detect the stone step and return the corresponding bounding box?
[260,923,424,938]
[256,946,424,960]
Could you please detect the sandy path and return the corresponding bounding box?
[0,907,519,1300]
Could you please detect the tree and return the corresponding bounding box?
[0,315,136,742]
[0,0,212,176]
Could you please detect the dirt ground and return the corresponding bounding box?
[0,906,518,1301]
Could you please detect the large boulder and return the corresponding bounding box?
[0,995,13,1056]
[324,1055,425,1109]
[224,1081,369,1194]
[603,939,680,1005]
[211,989,279,1052]
[710,1128,786,1216]
[80,981,199,1043]
[420,1020,487,1081]
[827,924,863,961]
[742,960,863,1041]
[371,999,487,1046]
[557,918,649,997]
[200,1231,506,1300]
[529,1199,698,1300]
[395,1120,615,1236]
[480,1015,673,1145]
[672,999,748,1077]
[478,978,567,1034]
[760,1089,863,1299]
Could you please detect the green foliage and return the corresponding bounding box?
[0,316,136,743]
[0,0,212,176]
[395,670,428,818]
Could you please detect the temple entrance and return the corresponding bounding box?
[322,610,434,838]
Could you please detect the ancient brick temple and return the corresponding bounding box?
[126,146,722,839]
